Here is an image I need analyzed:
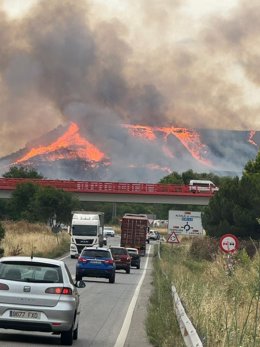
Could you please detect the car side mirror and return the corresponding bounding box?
[75,280,86,288]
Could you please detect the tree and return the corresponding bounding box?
[159,169,223,186]
[159,171,183,184]
[3,166,43,179]
[0,222,5,257]
[203,150,260,239]
[7,182,80,224]
[243,151,260,175]
[0,199,9,219]
[32,186,80,225]
[8,182,40,221]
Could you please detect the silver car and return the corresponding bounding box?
[104,226,115,237]
[0,256,85,345]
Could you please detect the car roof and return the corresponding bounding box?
[0,256,64,266]
[110,246,125,249]
[83,246,110,251]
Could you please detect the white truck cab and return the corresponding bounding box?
[70,211,104,258]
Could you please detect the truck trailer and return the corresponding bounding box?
[70,211,105,258]
[120,213,150,256]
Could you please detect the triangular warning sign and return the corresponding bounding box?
[167,231,180,243]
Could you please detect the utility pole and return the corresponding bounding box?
[112,203,117,221]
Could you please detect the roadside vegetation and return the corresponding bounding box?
[1,220,70,258]
[146,243,185,347]
[147,238,260,347]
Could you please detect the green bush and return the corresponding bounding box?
[235,248,251,267]
[239,239,260,259]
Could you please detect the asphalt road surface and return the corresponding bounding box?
[0,235,154,347]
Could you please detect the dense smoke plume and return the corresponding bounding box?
[0,0,260,178]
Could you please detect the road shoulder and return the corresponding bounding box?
[124,250,154,347]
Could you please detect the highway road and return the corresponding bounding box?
[0,235,153,347]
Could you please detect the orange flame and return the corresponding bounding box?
[14,122,212,170]
[248,130,257,147]
[123,124,211,166]
[126,125,156,140]
[15,122,105,164]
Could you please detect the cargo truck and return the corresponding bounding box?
[120,213,150,256]
[168,210,204,235]
[70,211,105,258]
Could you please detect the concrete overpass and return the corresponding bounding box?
[0,178,214,205]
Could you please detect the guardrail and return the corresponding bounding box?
[157,242,203,347]
[0,178,214,197]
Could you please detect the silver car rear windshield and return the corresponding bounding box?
[0,261,63,283]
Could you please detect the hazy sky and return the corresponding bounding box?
[0,0,260,158]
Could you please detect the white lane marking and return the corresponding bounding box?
[114,245,151,347]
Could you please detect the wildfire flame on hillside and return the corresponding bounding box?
[248,130,257,146]
[14,121,212,167]
[15,122,105,164]
[13,122,259,175]
[123,124,211,166]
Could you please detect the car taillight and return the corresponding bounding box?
[78,257,88,263]
[0,283,9,290]
[104,259,114,265]
[45,287,72,295]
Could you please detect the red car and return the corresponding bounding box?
[110,246,131,274]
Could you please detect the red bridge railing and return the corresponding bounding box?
[0,178,215,197]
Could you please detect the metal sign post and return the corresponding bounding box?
[219,234,239,275]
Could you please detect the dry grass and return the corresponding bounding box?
[1,220,70,258]
[160,239,260,347]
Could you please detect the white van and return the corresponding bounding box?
[189,180,219,193]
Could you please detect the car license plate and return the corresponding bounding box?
[90,260,101,264]
[10,310,41,319]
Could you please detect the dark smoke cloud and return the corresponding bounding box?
[0,0,259,178]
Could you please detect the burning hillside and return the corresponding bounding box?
[15,123,106,164]
[0,121,259,182]
[1,0,260,184]
[123,124,211,166]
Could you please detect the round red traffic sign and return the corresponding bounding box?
[219,234,239,253]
